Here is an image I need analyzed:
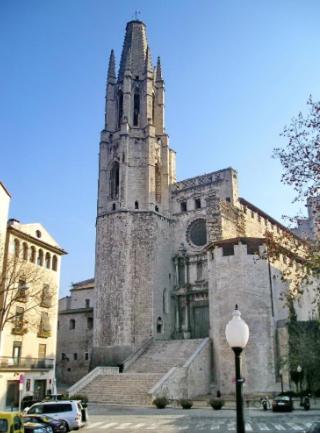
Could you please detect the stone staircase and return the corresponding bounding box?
[125,339,204,373]
[69,339,207,405]
[83,373,163,405]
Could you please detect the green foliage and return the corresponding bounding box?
[208,399,224,410]
[179,399,193,409]
[288,318,320,392]
[152,396,169,409]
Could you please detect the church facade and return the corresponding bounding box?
[92,20,317,396]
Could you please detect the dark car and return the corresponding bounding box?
[272,395,293,412]
[304,422,320,433]
[23,415,67,433]
[23,421,53,433]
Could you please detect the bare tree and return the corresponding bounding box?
[0,239,56,348]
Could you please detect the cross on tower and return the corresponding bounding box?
[133,10,141,20]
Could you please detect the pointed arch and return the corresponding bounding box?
[133,92,140,126]
[155,164,161,204]
[110,161,120,200]
[118,90,123,128]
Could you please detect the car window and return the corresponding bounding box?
[43,403,72,413]
[0,419,8,433]
[29,404,44,414]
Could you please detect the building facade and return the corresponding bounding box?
[0,182,66,409]
[91,20,318,395]
[56,279,95,386]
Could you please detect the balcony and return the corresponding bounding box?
[0,356,54,370]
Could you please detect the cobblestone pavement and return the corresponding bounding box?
[80,405,320,433]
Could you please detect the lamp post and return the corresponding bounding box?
[225,305,249,433]
[297,365,303,406]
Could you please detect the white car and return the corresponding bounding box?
[25,400,86,431]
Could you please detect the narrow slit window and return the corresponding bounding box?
[133,93,140,126]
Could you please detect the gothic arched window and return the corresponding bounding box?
[133,92,140,126]
[155,164,161,203]
[110,162,120,200]
[152,93,155,124]
[118,90,123,128]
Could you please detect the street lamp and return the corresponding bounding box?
[297,365,303,406]
[225,305,249,433]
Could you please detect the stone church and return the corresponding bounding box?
[69,20,317,402]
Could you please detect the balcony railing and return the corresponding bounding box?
[0,356,54,369]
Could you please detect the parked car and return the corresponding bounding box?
[0,412,24,433]
[25,400,86,431]
[304,422,320,433]
[23,415,67,433]
[272,395,293,412]
[24,421,53,433]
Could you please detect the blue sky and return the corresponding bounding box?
[1,0,320,297]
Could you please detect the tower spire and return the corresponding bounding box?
[107,49,116,83]
[156,56,163,82]
[145,46,153,74]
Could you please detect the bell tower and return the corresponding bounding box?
[97,20,175,217]
[93,21,176,367]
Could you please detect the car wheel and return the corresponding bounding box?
[62,421,70,432]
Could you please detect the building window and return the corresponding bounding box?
[38,312,51,338]
[38,344,46,360]
[196,261,203,280]
[195,198,201,209]
[22,242,28,260]
[61,353,67,361]
[163,289,168,314]
[87,317,93,330]
[155,164,161,203]
[45,252,51,269]
[85,352,89,361]
[30,246,36,263]
[69,319,75,330]
[180,202,187,212]
[110,161,120,200]
[52,255,58,271]
[155,205,159,212]
[14,239,20,258]
[133,92,140,126]
[85,299,90,308]
[73,353,78,361]
[17,279,28,302]
[37,249,44,266]
[156,317,163,333]
[41,284,52,308]
[12,341,22,364]
[118,90,123,127]
[178,258,185,287]
[112,203,116,211]
[135,201,139,209]
[188,219,207,247]
[12,307,24,334]
[222,244,234,256]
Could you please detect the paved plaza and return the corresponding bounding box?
[82,404,320,433]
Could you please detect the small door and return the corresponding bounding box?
[192,305,209,338]
[34,379,47,400]
[6,380,19,408]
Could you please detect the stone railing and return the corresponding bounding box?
[149,338,211,400]
[123,337,153,371]
[68,366,119,396]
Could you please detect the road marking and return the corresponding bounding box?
[210,425,220,430]
[273,425,286,431]
[245,423,253,431]
[145,424,157,430]
[287,423,303,431]
[177,426,189,430]
[227,423,236,431]
[257,423,270,431]
[87,422,104,429]
[131,423,145,429]
[98,422,118,429]
[115,423,133,430]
